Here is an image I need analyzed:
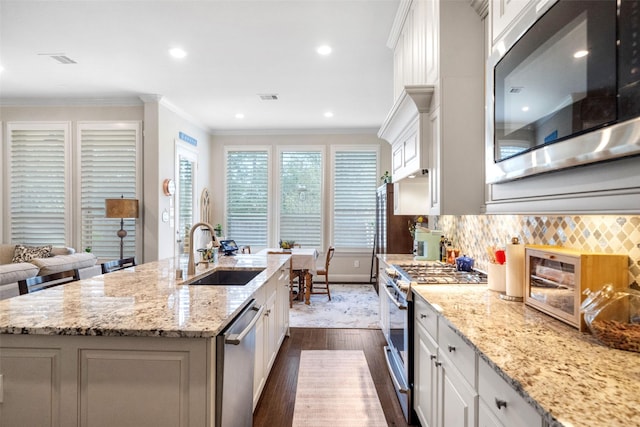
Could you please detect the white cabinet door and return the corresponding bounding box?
[478,399,504,427]
[414,321,438,427]
[264,289,278,373]
[0,348,61,427]
[78,349,192,427]
[428,107,441,215]
[437,352,477,427]
[491,0,533,45]
[276,266,290,344]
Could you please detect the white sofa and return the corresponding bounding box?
[0,244,100,300]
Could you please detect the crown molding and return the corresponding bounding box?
[0,96,143,107]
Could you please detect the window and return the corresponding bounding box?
[78,122,140,259]
[225,149,269,247]
[5,121,140,257]
[7,123,70,246]
[278,150,323,248]
[332,148,378,250]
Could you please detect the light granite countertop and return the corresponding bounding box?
[379,255,640,427]
[0,254,289,339]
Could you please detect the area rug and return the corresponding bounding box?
[292,350,388,427]
[289,284,380,329]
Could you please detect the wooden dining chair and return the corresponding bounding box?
[101,257,136,274]
[18,269,80,295]
[312,246,335,301]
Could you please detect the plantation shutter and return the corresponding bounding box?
[333,150,377,249]
[178,157,194,254]
[279,151,322,248]
[226,150,269,247]
[8,123,69,246]
[79,123,139,259]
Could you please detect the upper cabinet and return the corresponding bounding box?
[485,0,640,214]
[379,0,485,216]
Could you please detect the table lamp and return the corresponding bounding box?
[105,196,139,259]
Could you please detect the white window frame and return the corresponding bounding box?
[223,145,272,251]
[5,121,73,245]
[329,144,380,253]
[74,121,142,259]
[175,140,199,257]
[274,145,325,250]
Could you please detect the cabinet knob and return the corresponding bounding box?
[448,345,456,352]
[435,361,442,367]
[430,354,437,360]
[495,398,507,410]
[420,313,427,319]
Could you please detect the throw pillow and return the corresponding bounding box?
[12,244,53,263]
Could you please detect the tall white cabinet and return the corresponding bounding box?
[379,0,485,215]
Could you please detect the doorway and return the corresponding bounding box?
[175,142,198,259]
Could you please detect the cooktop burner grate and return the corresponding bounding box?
[393,262,487,285]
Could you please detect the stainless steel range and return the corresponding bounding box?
[380,260,486,423]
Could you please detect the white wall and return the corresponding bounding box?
[143,99,212,262]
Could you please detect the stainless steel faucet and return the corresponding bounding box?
[187,222,220,276]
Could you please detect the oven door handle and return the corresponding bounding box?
[383,283,408,310]
[384,346,409,394]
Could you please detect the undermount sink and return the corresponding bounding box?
[189,269,264,286]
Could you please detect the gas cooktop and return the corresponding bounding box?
[393,262,487,285]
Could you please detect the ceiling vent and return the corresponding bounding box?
[38,53,77,64]
[509,86,523,94]
[258,94,279,101]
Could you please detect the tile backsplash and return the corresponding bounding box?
[431,215,640,288]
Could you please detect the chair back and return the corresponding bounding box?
[18,269,80,295]
[102,257,137,274]
[324,246,335,270]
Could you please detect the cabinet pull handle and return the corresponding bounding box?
[435,361,442,367]
[420,313,427,319]
[430,355,437,360]
[448,345,456,352]
[495,398,507,410]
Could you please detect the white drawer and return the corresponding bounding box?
[478,357,542,427]
[437,318,477,388]
[414,294,438,341]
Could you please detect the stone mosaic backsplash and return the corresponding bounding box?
[430,215,640,288]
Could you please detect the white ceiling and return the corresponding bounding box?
[0,0,399,133]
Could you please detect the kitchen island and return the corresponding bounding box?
[379,255,640,427]
[0,254,291,427]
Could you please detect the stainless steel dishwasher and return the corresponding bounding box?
[216,299,264,427]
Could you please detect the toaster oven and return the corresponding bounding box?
[524,245,628,331]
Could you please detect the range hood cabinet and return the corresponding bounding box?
[378,85,434,216]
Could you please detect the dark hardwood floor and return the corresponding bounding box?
[253,328,411,427]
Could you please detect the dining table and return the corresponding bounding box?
[257,248,319,304]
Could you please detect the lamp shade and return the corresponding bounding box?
[105,198,139,219]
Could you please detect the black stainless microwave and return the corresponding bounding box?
[488,0,640,183]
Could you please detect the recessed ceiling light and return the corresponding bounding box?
[522,106,529,112]
[169,47,187,59]
[317,45,332,56]
[324,111,334,118]
[235,113,245,119]
[573,50,588,59]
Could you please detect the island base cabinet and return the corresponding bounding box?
[0,348,61,427]
[0,335,211,427]
[79,349,195,427]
